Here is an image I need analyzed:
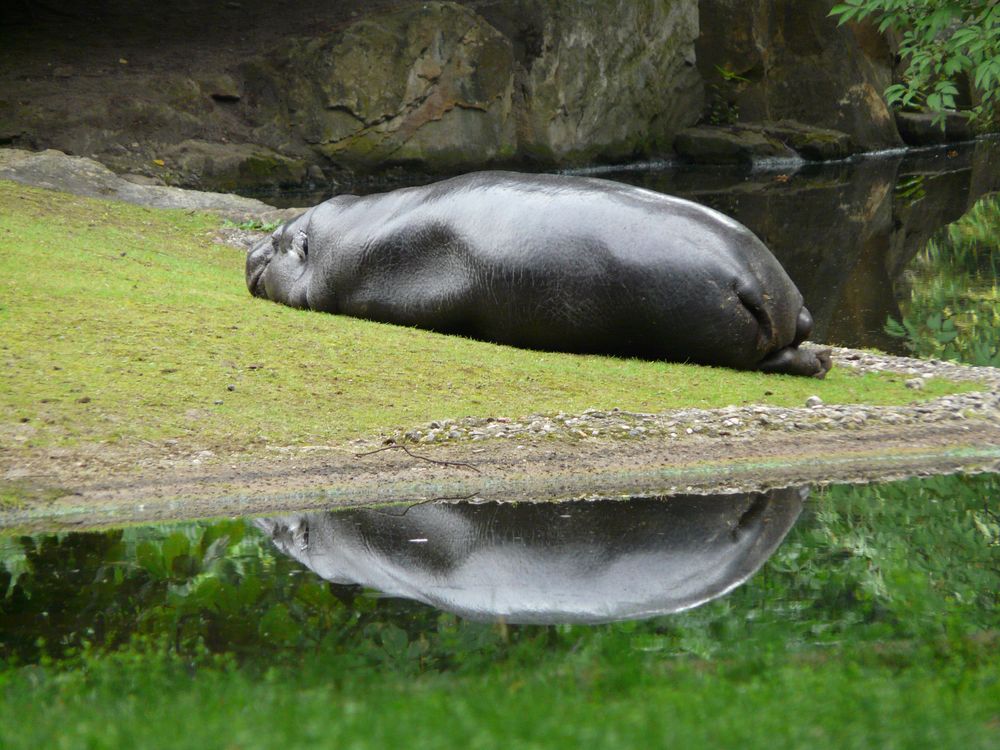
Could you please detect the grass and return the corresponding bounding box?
[0,181,979,455]
[0,641,996,749]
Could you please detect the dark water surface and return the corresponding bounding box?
[2,472,997,667]
[260,138,1000,356]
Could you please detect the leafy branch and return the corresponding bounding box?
[830,1,1000,128]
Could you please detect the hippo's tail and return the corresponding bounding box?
[755,305,832,378]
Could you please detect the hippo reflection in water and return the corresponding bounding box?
[254,488,805,624]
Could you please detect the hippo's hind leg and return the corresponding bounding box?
[758,346,832,378]
[758,305,832,378]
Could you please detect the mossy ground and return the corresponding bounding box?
[0,181,978,459]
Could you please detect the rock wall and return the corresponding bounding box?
[0,0,702,190]
[239,3,520,173]
[240,0,702,173]
[496,0,703,163]
[696,0,902,150]
[0,0,916,191]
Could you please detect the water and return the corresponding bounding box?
[2,473,996,666]
[257,138,1000,356]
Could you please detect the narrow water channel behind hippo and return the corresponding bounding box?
[2,472,996,667]
[257,138,1000,356]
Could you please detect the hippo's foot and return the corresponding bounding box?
[758,346,832,378]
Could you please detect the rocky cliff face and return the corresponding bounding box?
[696,0,901,150]
[237,0,703,173]
[0,0,910,191]
[497,0,703,163]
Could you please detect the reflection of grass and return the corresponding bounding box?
[0,643,994,748]
[0,182,976,460]
[891,194,1000,366]
[1,474,998,747]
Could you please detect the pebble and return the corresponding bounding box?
[806,395,823,408]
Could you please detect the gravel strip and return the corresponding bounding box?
[391,346,1000,446]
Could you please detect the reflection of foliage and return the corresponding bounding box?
[888,193,1000,365]
[830,1,1000,128]
[894,174,927,205]
[2,474,998,669]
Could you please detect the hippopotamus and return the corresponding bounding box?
[246,172,831,376]
[254,488,805,624]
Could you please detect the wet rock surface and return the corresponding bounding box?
[674,121,854,164]
[0,148,299,224]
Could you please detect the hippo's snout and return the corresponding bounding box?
[246,233,277,299]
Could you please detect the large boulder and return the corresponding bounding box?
[492,0,703,163]
[241,2,519,172]
[894,111,973,147]
[674,120,853,164]
[696,0,902,150]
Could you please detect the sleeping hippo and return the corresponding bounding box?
[247,171,831,376]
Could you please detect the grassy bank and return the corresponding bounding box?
[0,181,978,457]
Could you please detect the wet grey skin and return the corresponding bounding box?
[246,171,832,376]
[254,488,805,625]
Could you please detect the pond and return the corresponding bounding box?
[262,137,1000,365]
[1,473,997,746]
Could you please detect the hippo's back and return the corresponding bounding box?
[311,172,803,368]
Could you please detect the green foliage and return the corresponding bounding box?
[888,193,1000,365]
[704,66,745,126]
[714,64,749,83]
[830,1,1000,127]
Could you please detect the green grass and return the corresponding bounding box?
[0,641,996,749]
[0,180,978,454]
